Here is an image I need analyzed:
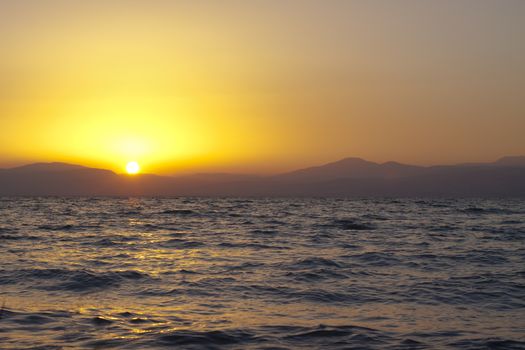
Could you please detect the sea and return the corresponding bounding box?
[0,197,524,349]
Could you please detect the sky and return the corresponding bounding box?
[0,0,524,174]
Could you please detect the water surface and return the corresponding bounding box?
[0,197,524,349]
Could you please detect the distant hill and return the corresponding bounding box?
[455,156,525,168]
[0,157,524,197]
[273,157,425,183]
[0,163,121,196]
[6,162,87,173]
[492,156,525,167]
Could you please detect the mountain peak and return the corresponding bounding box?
[335,157,376,165]
[276,156,423,182]
[494,156,525,167]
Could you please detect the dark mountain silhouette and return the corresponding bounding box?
[7,162,87,173]
[457,156,525,168]
[493,156,525,167]
[273,157,425,183]
[0,156,524,197]
[0,163,121,196]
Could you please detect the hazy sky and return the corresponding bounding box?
[1,0,524,174]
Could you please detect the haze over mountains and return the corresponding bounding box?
[1,157,524,197]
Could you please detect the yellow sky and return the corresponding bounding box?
[1,1,524,174]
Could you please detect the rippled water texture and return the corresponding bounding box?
[0,197,524,349]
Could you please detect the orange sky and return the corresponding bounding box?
[1,0,524,174]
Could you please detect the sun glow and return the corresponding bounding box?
[126,161,140,175]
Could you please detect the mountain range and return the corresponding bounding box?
[1,156,524,197]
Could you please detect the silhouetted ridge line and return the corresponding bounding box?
[0,157,524,197]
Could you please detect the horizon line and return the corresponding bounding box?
[2,155,524,177]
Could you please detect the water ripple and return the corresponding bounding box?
[0,197,523,349]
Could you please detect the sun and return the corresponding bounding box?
[125,161,140,175]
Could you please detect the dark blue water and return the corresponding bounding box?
[0,197,524,349]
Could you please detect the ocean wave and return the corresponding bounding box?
[217,241,280,250]
[118,210,143,216]
[157,329,256,346]
[285,268,348,282]
[1,197,524,349]
[37,224,76,231]
[250,229,279,235]
[0,227,18,233]
[402,278,525,308]
[500,220,523,225]
[0,306,523,349]
[1,268,151,291]
[361,213,389,221]
[37,224,101,232]
[461,207,520,215]
[326,219,376,230]
[288,257,343,269]
[85,238,120,247]
[159,209,199,216]
[350,252,400,266]
[161,238,205,249]
[448,338,525,349]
